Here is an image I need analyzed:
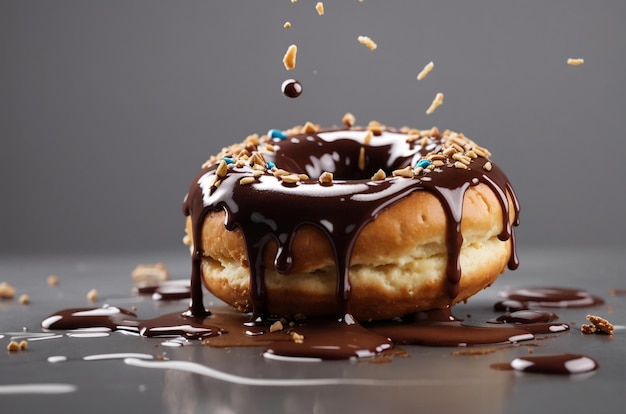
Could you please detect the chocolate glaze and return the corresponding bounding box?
[178,126,520,359]
[499,287,603,308]
[183,127,519,318]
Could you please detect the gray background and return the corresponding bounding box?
[2,0,625,255]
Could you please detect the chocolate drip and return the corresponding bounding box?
[183,127,520,322]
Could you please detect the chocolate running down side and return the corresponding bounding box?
[183,126,520,321]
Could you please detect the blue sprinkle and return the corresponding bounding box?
[268,129,287,140]
[223,157,235,164]
[416,159,431,169]
[266,161,276,169]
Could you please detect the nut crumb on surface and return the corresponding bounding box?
[283,21,292,29]
[7,341,20,352]
[567,58,584,66]
[87,288,98,302]
[19,340,28,350]
[315,2,324,15]
[131,263,170,285]
[19,294,30,305]
[417,61,434,80]
[270,321,284,332]
[0,282,16,299]
[584,314,614,335]
[357,35,377,51]
[47,275,59,286]
[283,44,298,70]
[291,332,305,343]
[426,92,444,115]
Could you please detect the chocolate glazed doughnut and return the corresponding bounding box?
[183,121,519,322]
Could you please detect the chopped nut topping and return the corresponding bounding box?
[581,324,596,335]
[357,35,377,51]
[358,147,366,171]
[371,169,386,181]
[0,282,16,299]
[567,58,584,66]
[283,21,292,29]
[342,112,356,127]
[19,340,27,350]
[282,174,301,184]
[291,332,305,343]
[216,160,228,178]
[265,144,276,152]
[239,176,256,185]
[299,174,309,180]
[270,321,284,332]
[87,288,98,302]
[303,121,318,134]
[585,314,614,335]
[392,166,414,178]
[417,61,434,81]
[131,263,170,285]
[7,341,20,352]
[483,161,493,171]
[406,134,421,143]
[250,152,266,167]
[427,154,446,161]
[413,166,424,175]
[452,153,472,165]
[319,171,334,185]
[47,275,59,286]
[367,120,384,135]
[315,2,324,15]
[443,146,458,157]
[273,169,290,178]
[283,44,298,70]
[19,294,30,305]
[252,170,265,177]
[454,161,468,169]
[432,160,445,167]
[426,92,444,115]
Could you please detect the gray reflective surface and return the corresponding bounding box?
[1,247,624,413]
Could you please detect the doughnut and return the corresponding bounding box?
[183,119,520,321]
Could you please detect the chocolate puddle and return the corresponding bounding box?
[498,287,604,308]
[509,353,599,375]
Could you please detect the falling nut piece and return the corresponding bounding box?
[426,93,444,115]
[283,44,298,70]
[357,36,377,51]
[417,61,434,81]
[567,58,584,66]
[315,2,324,15]
[87,288,98,302]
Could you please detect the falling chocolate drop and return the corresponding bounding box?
[281,79,302,98]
